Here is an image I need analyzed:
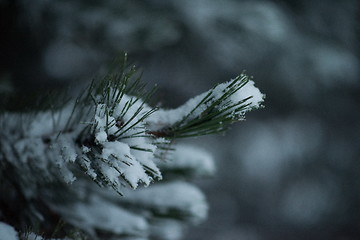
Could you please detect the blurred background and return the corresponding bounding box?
[1,0,359,239]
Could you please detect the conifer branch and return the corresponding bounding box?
[147,73,265,139]
[0,54,264,239]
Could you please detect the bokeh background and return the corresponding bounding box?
[1,0,359,239]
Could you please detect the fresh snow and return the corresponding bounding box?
[50,195,148,237]
[0,222,18,240]
[0,75,263,239]
[229,79,264,108]
[158,144,215,176]
[148,75,264,128]
[91,94,162,189]
[123,181,208,224]
[22,232,44,240]
[0,74,263,191]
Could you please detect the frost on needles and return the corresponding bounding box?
[0,59,264,239]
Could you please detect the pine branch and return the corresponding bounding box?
[0,57,264,195]
[0,54,264,240]
[147,73,265,138]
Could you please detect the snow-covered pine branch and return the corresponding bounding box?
[0,58,264,239]
[0,63,264,195]
[147,73,264,138]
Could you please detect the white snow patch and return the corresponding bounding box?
[95,130,108,144]
[58,135,77,162]
[124,181,208,224]
[100,141,152,188]
[123,160,151,188]
[51,195,148,236]
[99,161,121,183]
[159,144,215,176]
[81,145,91,153]
[230,79,264,109]
[148,75,264,128]
[23,232,44,240]
[0,222,19,240]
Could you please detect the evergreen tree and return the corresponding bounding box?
[0,56,264,240]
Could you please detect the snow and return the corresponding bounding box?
[123,181,208,224]
[23,232,44,240]
[26,104,74,137]
[58,135,77,163]
[99,160,121,183]
[111,94,152,125]
[0,3,271,239]
[90,92,163,189]
[95,130,107,143]
[0,72,263,192]
[94,104,110,143]
[27,113,55,137]
[81,145,90,153]
[0,74,261,240]
[123,160,151,188]
[0,75,263,215]
[101,141,132,159]
[80,155,97,179]
[228,79,264,109]
[0,222,19,240]
[13,138,44,164]
[51,195,148,237]
[123,137,162,180]
[147,74,264,128]
[58,165,77,184]
[100,140,153,188]
[158,144,215,176]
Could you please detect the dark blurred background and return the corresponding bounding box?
[1,0,359,239]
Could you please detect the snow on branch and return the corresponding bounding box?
[0,62,264,195]
[0,222,18,240]
[156,144,216,177]
[49,195,149,238]
[121,181,208,224]
[147,73,265,138]
[0,56,265,239]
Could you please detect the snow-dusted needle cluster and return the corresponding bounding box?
[148,73,265,138]
[0,71,264,193]
[0,65,264,239]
